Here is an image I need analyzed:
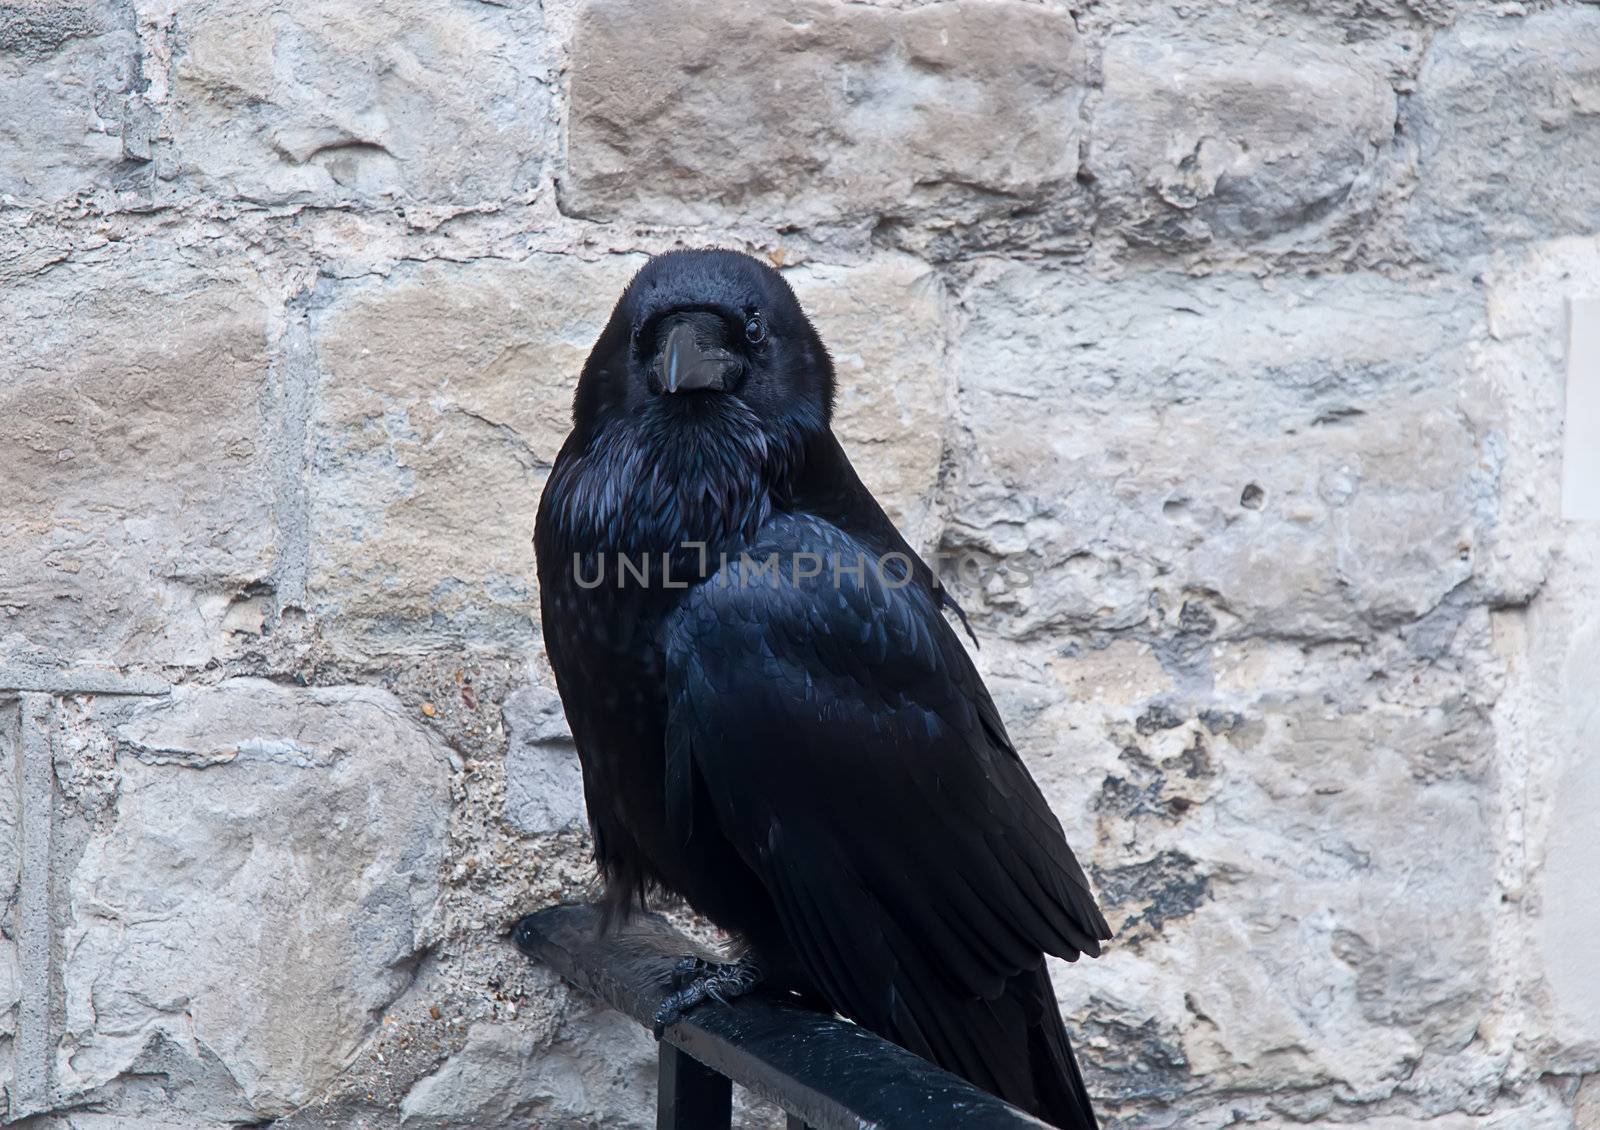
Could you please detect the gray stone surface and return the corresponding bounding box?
[1090,30,1396,248]
[397,1016,654,1129]
[0,1,140,206]
[0,699,22,1113]
[1522,532,1600,1066]
[0,247,278,668]
[3,1,1599,1127]
[502,684,584,837]
[947,263,1483,642]
[1479,237,1600,1091]
[54,679,452,1121]
[165,0,550,207]
[1409,8,1600,256]
[564,0,1088,249]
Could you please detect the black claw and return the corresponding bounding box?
[651,955,764,1037]
[651,996,682,1038]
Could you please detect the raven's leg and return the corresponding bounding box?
[652,954,764,1036]
[668,955,716,988]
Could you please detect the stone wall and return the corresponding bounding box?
[2,0,1598,1126]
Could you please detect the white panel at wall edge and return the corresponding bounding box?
[1563,296,1600,522]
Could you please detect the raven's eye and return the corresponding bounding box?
[743,313,765,344]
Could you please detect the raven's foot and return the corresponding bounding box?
[652,955,764,1037]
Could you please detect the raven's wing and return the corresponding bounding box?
[663,513,1109,1118]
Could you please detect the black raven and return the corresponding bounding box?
[534,249,1110,1128]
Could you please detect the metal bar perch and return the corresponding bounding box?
[513,903,1052,1130]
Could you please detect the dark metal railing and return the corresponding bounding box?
[513,904,1052,1129]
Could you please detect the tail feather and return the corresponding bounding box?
[1023,965,1098,1130]
[883,957,1099,1129]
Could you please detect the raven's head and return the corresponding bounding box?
[572,249,835,449]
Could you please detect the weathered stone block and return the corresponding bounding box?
[1520,569,1600,1056]
[1280,0,1458,24]
[307,253,644,658]
[0,1,138,205]
[1480,239,1600,1074]
[1090,31,1395,246]
[564,0,1086,243]
[0,251,277,667]
[1039,649,1497,1106]
[167,0,548,206]
[398,1016,654,1129]
[55,679,451,1120]
[948,264,1483,640]
[1410,8,1600,255]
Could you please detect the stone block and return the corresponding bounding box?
[1410,8,1600,255]
[1090,31,1395,247]
[398,1016,654,1129]
[0,250,277,667]
[0,1,139,205]
[1045,658,1496,1106]
[948,263,1484,641]
[564,0,1086,244]
[55,679,452,1120]
[168,0,549,206]
[502,683,583,837]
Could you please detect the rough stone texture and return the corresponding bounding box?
[1478,237,1600,1097]
[0,247,279,668]
[0,700,19,1110]
[1090,30,1396,248]
[3,0,1600,1127]
[1409,8,1600,257]
[1510,530,1600,1067]
[564,0,1089,251]
[166,0,550,208]
[502,683,583,837]
[0,1,139,206]
[948,264,1483,642]
[307,253,642,659]
[53,680,451,1121]
[397,1014,654,1129]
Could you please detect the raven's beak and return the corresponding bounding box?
[659,319,738,394]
